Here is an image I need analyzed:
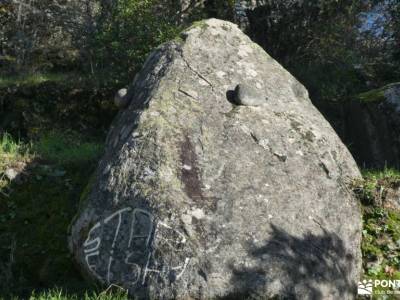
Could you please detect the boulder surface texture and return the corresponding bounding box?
[69,19,362,299]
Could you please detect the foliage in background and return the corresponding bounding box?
[202,0,235,21]
[90,0,237,81]
[0,0,90,74]
[1,0,399,94]
[91,0,182,81]
[244,0,371,102]
[0,71,118,140]
[356,0,400,88]
[0,0,188,81]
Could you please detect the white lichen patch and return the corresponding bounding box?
[191,208,205,220]
[181,214,192,225]
[246,69,258,77]
[182,164,192,171]
[237,44,254,58]
[216,71,227,79]
[258,139,270,150]
[149,111,160,117]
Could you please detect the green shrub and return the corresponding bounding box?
[91,0,181,82]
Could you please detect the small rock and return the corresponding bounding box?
[234,83,267,106]
[5,168,18,181]
[216,71,226,78]
[114,88,130,109]
[181,214,192,225]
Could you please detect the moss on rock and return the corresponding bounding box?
[356,82,400,103]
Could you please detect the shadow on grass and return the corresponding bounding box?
[0,132,106,299]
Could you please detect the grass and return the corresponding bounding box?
[352,168,400,297]
[0,70,126,90]
[0,133,24,156]
[353,168,400,206]
[0,133,30,164]
[7,287,130,300]
[362,168,400,180]
[33,132,103,165]
[0,73,71,89]
[0,289,129,300]
[0,131,104,298]
[0,133,32,196]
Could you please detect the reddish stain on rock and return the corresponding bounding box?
[180,135,204,201]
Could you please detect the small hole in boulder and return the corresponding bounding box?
[226,89,237,105]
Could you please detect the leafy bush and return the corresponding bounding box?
[91,0,182,81]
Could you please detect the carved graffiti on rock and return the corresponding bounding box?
[83,207,190,287]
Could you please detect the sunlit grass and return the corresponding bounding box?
[0,131,105,297]
[0,71,124,89]
[0,131,103,169]
[362,167,400,181]
[352,168,400,206]
[0,133,32,191]
[352,167,400,289]
[0,73,71,88]
[0,130,103,196]
[0,133,26,160]
[33,131,103,165]
[4,287,129,300]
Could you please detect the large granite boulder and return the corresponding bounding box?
[69,19,362,299]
